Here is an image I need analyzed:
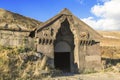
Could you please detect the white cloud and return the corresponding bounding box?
[97,0,110,2]
[82,0,120,31]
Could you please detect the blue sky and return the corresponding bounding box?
[0,0,120,31]
[0,0,99,21]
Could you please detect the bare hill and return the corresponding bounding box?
[0,8,42,31]
[98,31,120,59]
[98,31,120,47]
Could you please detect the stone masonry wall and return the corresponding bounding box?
[85,43,102,71]
[0,30,35,49]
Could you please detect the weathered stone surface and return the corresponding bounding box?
[0,30,35,49]
[85,55,101,62]
[0,8,102,73]
[35,8,102,73]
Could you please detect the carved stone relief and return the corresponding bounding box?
[79,32,89,39]
[41,27,54,37]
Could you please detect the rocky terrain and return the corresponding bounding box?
[0,8,42,31]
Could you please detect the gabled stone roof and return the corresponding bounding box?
[36,8,103,41]
[0,8,42,31]
[36,8,72,32]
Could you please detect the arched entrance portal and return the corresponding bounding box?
[54,19,74,72]
[54,41,71,72]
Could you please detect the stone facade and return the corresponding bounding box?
[0,8,102,73]
[0,30,35,48]
[0,8,42,48]
[35,9,102,73]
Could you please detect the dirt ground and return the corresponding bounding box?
[43,72,120,80]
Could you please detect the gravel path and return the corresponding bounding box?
[43,72,120,80]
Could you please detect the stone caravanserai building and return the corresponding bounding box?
[35,8,102,73]
[0,8,102,73]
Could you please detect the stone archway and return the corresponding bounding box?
[54,41,71,52]
[54,41,71,72]
[54,19,75,72]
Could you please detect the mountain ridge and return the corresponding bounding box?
[0,8,42,31]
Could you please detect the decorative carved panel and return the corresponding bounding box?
[79,32,89,39]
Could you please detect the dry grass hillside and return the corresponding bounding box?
[98,31,120,59]
[0,46,44,80]
[98,31,120,47]
[0,8,42,31]
[98,31,120,38]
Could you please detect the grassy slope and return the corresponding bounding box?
[0,46,42,80]
[98,31,120,47]
[98,31,120,59]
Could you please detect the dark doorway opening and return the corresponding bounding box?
[54,52,70,72]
